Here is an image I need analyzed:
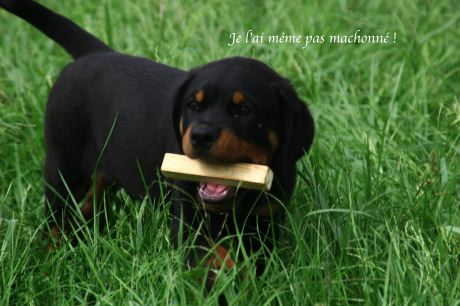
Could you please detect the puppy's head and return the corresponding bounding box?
[172,57,314,211]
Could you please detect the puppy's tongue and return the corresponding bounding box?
[199,182,231,202]
[205,183,228,194]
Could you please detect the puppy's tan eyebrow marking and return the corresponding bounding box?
[232,91,245,104]
[195,90,204,103]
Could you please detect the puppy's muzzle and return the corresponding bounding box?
[190,124,220,154]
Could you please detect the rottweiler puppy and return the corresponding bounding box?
[0,0,314,279]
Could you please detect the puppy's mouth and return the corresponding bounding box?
[197,182,245,212]
[199,182,233,202]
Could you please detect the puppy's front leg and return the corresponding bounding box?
[170,181,234,290]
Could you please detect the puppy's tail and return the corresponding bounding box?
[0,0,112,59]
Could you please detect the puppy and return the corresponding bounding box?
[0,0,314,279]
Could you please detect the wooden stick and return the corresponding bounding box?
[161,153,273,191]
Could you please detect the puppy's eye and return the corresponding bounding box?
[233,105,252,118]
[187,101,201,112]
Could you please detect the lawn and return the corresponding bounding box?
[0,0,459,304]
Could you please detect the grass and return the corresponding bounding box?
[0,0,459,304]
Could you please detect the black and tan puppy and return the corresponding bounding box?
[0,0,314,276]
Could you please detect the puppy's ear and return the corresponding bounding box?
[172,73,196,147]
[276,81,314,162]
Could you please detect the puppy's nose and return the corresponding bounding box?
[191,125,219,152]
